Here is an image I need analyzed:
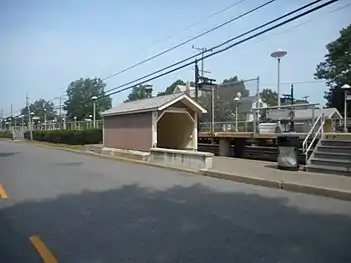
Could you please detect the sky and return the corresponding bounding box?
[1,0,350,117]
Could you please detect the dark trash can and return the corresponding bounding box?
[277,134,300,171]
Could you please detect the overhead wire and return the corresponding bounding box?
[99,0,326,98]
[29,0,270,110]
[147,0,248,49]
[3,0,342,117]
[94,0,338,101]
[101,0,276,81]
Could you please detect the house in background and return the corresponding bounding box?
[238,96,268,122]
[172,83,202,98]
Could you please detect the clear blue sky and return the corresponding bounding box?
[1,0,350,117]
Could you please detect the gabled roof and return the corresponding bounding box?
[173,85,202,98]
[294,107,342,120]
[101,92,207,117]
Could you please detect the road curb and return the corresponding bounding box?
[199,169,282,189]
[16,140,199,175]
[16,140,351,202]
[282,182,351,202]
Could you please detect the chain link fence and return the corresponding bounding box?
[199,77,260,132]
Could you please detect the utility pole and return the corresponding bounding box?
[192,45,212,78]
[0,108,3,130]
[290,84,295,132]
[26,93,33,140]
[194,60,199,102]
[10,104,13,129]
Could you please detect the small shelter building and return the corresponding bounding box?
[101,93,207,152]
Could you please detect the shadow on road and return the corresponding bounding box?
[0,152,20,158]
[1,184,351,262]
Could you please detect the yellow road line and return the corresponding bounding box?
[29,235,58,263]
[0,184,9,199]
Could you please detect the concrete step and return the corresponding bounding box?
[306,164,351,176]
[314,151,351,161]
[317,145,351,154]
[321,139,351,147]
[310,158,351,168]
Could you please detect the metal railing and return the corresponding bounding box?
[302,112,325,165]
[199,121,250,132]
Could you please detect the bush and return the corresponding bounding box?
[23,129,102,145]
[0,130,12,138]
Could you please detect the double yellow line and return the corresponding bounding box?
[0,184,8,199]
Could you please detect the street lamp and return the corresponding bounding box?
[91,96,98,128]
[43,108,47,130]
[20,115,24,129]
[271,49,287,132]
[234,92,242,132]
[74,116,77,130]
[271,49,287,108]
[341,84,351,132]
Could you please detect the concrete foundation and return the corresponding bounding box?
[149,147,213,170]
[84,145,149,161]
[219,138,230,156]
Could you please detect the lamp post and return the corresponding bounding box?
[89,114,93,129]
[271,49,287,132]
[43,108,47,130]
[20,115,24,130]
[74,116,77,130]
[30,112,34,131]
[341,84,351,132]
[234,92,242,132]
[91,96,98,128]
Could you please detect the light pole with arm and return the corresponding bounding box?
[271,49,287,132]
[341,84,351,132]
[234,92,242,132]
[92,96,98,129]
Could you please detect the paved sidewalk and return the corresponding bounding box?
[203,157,351,200]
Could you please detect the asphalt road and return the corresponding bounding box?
[1,140,351,263]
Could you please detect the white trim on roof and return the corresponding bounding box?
[101,107,158,117]
[158,93,207,113]
[323,108,342,119]
[101,92,207,117]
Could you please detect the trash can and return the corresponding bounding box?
[277,134,300,171]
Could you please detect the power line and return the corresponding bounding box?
[101,0,277,82]
[100,0,326,98]
[93,0,338,102]
[23,0,251,106]
[142,0,248,50]
[3,0,340,117]
[252,0,351,45]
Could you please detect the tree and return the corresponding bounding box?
[260,88,308,106]
[200,76,250,122]
[125,84,153,102]
[315,24,351,115]
[157,79,186,96]
[64,78,112,121]
[260,88,278,106]
[21,99,57,121]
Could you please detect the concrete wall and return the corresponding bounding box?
[149,147,213,170]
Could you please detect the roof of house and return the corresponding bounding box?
[173,85,202,98]
[101,92,207,117]
[294,107,342,120]
[238,96,267,113]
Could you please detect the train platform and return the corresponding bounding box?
[202,156,351,201]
